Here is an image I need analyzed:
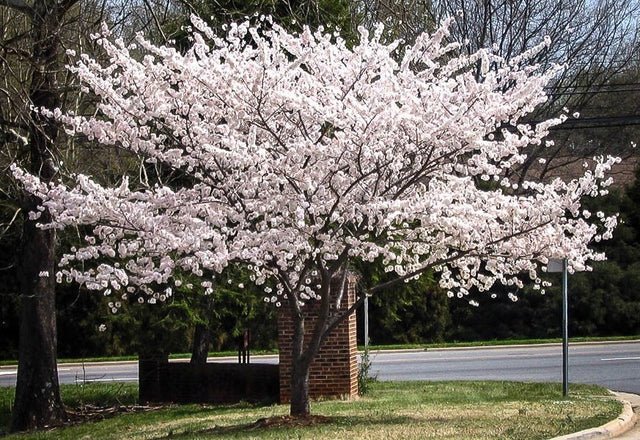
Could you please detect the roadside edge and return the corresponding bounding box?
[550,391,637,440]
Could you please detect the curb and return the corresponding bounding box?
[550,392,636,439]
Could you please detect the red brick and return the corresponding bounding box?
[277,273,358,403]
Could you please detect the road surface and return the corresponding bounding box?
[1,341,639,393]
[368,341,640,394]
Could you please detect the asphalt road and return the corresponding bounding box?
[368,341,640,394]
[1,341,639,393]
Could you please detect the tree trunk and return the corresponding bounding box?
[190,323,211,365]
[290,357,311,416]
[289,311,311,416]
[10,0,76,431]
[285,273,341,417]
[11,212,65,431]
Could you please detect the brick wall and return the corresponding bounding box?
[277,273,358,403]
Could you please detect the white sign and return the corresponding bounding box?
[547,258,565,273]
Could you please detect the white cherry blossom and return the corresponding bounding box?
[12,16,618,306]
[11,17,619,413]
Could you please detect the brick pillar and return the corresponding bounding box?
[277,273,358,403]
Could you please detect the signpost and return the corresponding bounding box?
[548,257,569,396]
[364,293,371,351]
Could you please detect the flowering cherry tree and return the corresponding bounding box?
[13,16,619,416]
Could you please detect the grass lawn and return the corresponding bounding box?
[0,381,621,440]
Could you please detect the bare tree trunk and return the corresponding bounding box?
[12,206,65,431]
[189,323,211,365]
[289,314,311,417]
[8,0,77,431]
[286,271,347,417]
[290,359,311,416]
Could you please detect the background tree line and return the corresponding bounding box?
[0,0,638,431]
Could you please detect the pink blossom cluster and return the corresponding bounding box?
[12,16,619,306]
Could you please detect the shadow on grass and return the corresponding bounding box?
[156,414,443,439]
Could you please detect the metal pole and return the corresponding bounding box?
[562,258,569,396]
[364,294,369,351]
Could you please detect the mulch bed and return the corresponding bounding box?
[65,404,165,425]
[30,405,331,437]
[249,414,331,429]
[196,414,332,436]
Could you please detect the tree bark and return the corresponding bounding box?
[286,271,342,417]
[189,323,211,365]
[289,309,311,416]
[11,209,65,431]
[289,356,311,416]
[10,0,77,431]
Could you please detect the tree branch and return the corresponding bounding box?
[0,116,29,131]
[0,0,33,15]
[59,0,80,14]
[142,0,168,43]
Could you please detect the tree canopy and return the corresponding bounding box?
[12,15,621,415]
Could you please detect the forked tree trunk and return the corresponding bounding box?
[10,0,77,431]
[286,273,349,417]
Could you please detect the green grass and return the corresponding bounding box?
[0,382,138,436]
[0,381,621,439]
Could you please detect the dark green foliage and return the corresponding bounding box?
[191,268,278,352]
[353,165,640,346]
[187,0,352,34]
[56,284,113,358]
[565,177,640,337]
[73,270,278,359]
[356,261,450,345]
[447,170,640,342]
[0,227,19,359]
[0,174,20,359]
[165,0,356,54]
[563,176,640,337]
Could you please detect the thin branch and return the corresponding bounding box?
[58,0,79,15]
[142,0,168,43]
[0,0,32,15]
[0,116,29,131]
[0,208,21,238]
